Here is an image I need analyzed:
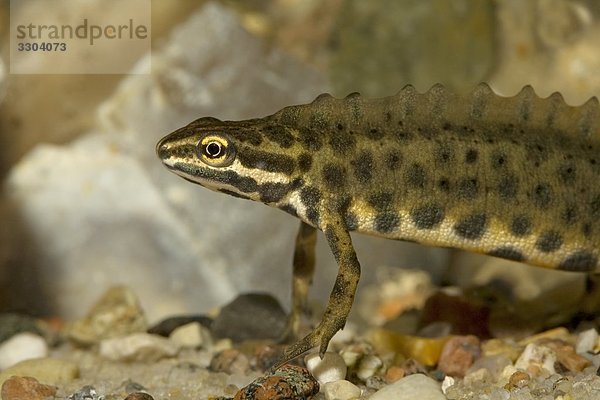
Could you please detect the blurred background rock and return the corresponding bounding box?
[0,0,598,323]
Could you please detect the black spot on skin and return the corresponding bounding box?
[345,212,358,231]
[300,186,320,207]
[385,150,402,170]
[329,133,356,156]
[511,215,532,237]
[263,125,294,148]
[366,127,385,140]
[322,164,347,187]
[298,153,313,172]
[561,205,578,226]
[591,195,600,218]
[219,170,258,193]
[375,212,400,233]
[559,251,598,272]
[300,186,321,224]
[583,223,592,238]
[532,183,553,209]
[558,164,577,185]
[435,144,453,164]
[498,174,519,200]
[437,178,450,192]
[405,163,427,189]
[535,231,563,253]
[280,204,298,217]
[219,189,251,200]
[411,204,445,229]
[237,148,296,175]
[465,149,478,164]
[368,191,394,211]
[235,129,263,146]
[488,247,525,262]
[491,151,508,169]
[298,127,322,151]
[337,123,344,130]
[259,182,293,203]
[454,213,487,240]
[394,130,412,142]
[457,178,479,200]
[351,151,374,183]
[335,196,358,231]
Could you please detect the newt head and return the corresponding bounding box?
[156,116,303,203]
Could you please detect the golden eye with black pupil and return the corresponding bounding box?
[197,133,236,167]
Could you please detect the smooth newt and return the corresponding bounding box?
[156,83,600,366]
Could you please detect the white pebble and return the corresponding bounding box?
[305,352,347,384]
[441,375,455,394]
[356,354,383,381]
[322,380,361,400]
[576,328,598,354]
[0,332,48,369]
[369,374,445,400]
[514,343,557,374]
[99,333,178,362]
[169,322,212,349]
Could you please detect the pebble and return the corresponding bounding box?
[68,286,148,346]
[440,375,455,394]
[305,352,347,384]
[209,348,250,375]
[576,328,598,354]
[505,370,530,390]
[481,338,523,361]
[233,364,319,400]
[339,342,372,369]
[368,329,448,366]
[356,354,383,381]
[211,293,287,342]
[124,392,155,400]
[365,376,388,390]
[1,376,57,400]
[541,339,591,372]
[369,374,445,400]
[518,327,570,345]
[384,366,405,383]
[420,290,490,338]
[469,354,512,378]
[67,385,99,400]
[0,332,48,369]
[253,344,282,371]
[514,343,557,375]
[169,322,212,349]
[322,380,361,400]
[0,313,44,343]
[147,315,212,337]
[99,333,179,362]
[437,335,481,377]
[67,385,104,400]
[0,357,79,387]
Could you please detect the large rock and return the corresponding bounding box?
[4,2,446,321]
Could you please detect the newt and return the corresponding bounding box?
[156,83,600,367]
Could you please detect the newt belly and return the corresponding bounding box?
[157,83,600,365]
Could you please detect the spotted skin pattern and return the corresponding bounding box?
[157,84,600,366]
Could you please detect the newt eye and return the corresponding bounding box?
[198,133,235,167]
[205,141,224,158]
